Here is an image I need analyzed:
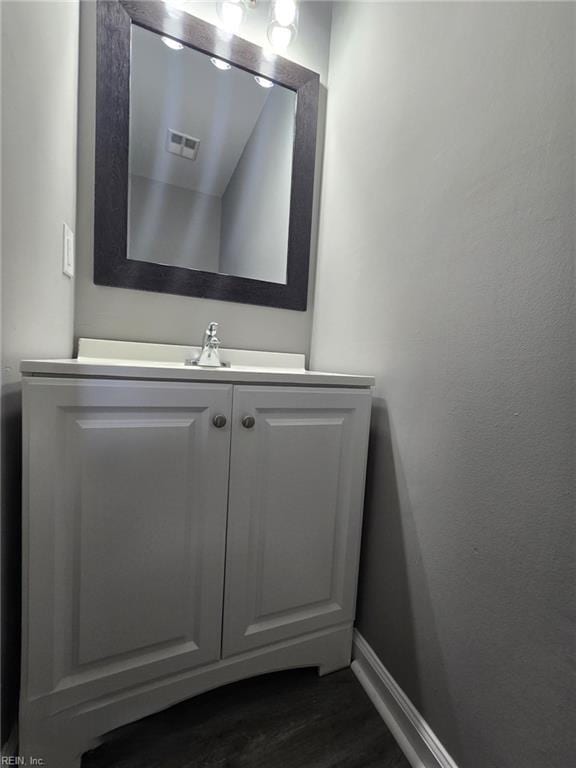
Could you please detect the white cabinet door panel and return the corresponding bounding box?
[222,386,371,657]
[23,378,231,707]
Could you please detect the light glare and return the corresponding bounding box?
[161,36,184,51]
[254,75,274,89]
[210,57,232,71]
[218,0,244,33]
[273,0,297,27]
[267,23,294,52]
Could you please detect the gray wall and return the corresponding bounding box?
[75,0,332,355]
[129,175,221,272]
[311,3,575,767]
[1,0,79,743]
[220,86,295,284]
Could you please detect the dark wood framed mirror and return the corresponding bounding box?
[94,0,319,311]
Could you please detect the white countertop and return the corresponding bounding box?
[21,338,375,388]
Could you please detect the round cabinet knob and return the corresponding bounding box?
[241,415,255,429]
[212,414,227,429]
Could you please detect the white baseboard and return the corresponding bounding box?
[352,631,459,768]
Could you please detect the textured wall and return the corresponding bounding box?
[1,0,79,743]
[75,1,332,355]
[311,3,575,767]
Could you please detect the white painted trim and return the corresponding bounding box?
[352,631,459,768]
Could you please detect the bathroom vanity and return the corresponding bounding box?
[18,1,371,764]
[19,340,374,767]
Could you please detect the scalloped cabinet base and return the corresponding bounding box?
[20,375,372,767]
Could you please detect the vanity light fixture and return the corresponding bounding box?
[210,56,232,70]
[267,23,294,52]
[216,0,245,33]
[267,0,298,52]
[272,0,297,26]
[254,75,274,89]
[161,36,184,50]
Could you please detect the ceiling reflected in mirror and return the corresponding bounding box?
[128,24,297,285]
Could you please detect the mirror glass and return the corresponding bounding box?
[127,24,297,285]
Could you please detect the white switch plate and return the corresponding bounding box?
[63,223,74,278]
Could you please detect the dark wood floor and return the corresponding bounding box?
[82,668,410,768]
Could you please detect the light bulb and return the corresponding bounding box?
[161,36,184,51]
[217,0,244,33]
[272,0,297,27]
[210,57,232,71]
[254,75,274,89]
[267,22,294,52]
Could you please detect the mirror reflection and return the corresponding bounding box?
[128,25,296,285]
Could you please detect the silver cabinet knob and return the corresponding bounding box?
[212,414,227,428]
[241,415,255,429]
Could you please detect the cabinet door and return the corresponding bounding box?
[23,378,231,707]
[222,386,371,657]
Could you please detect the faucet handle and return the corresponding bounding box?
[203,321,220,348]
[187,321,224,367]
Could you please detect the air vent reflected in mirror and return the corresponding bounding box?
[166,129,200,160]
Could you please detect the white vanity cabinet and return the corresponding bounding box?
[19,359,372,768]
[223,386,371,657]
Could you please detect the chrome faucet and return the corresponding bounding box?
[195,322,223,367]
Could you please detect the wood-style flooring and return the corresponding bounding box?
[82,668,410,768]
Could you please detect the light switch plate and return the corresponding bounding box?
[63,223,74,277]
